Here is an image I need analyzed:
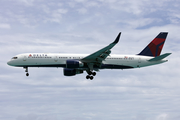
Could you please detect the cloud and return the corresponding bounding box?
[0,23,11,29]
[1,0,180,120]
[77,8,87,14]
[16,114,58,120]
[16,0,35,6]
[43,8,68,23]
[156,113,168,120]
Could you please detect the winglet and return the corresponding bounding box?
[112,32,121,44]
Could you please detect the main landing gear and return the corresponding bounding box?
[24,67,29,76]
[86,71,96,80]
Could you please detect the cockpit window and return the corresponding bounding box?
[12,57,18,59]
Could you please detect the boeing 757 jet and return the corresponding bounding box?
[7,32,171,80]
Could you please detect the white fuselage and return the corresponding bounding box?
[7,53,167,69]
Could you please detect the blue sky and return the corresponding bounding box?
[1,0,180,120]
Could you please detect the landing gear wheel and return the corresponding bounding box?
[86,75,93,80]
[88,72,92,75]
[92,72,96,76]
[26,73,29,76]
[86,75,90,79]
[90,76,93,80]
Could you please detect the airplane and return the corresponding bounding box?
[7,32,171,80]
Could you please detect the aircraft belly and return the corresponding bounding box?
[101,64,134,69]
[102,60,134,69]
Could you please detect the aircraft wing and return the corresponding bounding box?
[81,32,121,66]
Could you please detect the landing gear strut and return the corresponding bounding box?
[24,67,29,76]
[86,71,96,80]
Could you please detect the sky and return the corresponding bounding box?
[0,0,180,120]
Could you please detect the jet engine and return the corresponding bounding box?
[63,68,83,76]
[66,60,84,68]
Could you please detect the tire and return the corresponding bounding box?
[92,72,96,76]
[86,75,90,79]
[26,73,29,76]
[90,76,93,80]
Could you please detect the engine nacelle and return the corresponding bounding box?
[66,60,84,68]
[63,68,83,76]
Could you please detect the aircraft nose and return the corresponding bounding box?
[7,60,12,66]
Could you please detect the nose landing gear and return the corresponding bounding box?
[26,73,29,76]
[24,67,29,76]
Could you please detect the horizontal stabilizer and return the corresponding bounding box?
[148,53,171,61]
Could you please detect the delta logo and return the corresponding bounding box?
[29,54,48,57]
[124,56,128,59]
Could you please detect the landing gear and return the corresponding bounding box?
[86,75,94,80]
[92,72,96,76]
[86,71,96,80]
[24,67,29,76]
[26,73,29,76]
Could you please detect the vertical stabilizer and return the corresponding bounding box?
[138,32,168,57]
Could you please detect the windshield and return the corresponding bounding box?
[12,57,18,59]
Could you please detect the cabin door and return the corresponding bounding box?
[54,56,58,62]
[138,58,141,63]
[23,56,27,61]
